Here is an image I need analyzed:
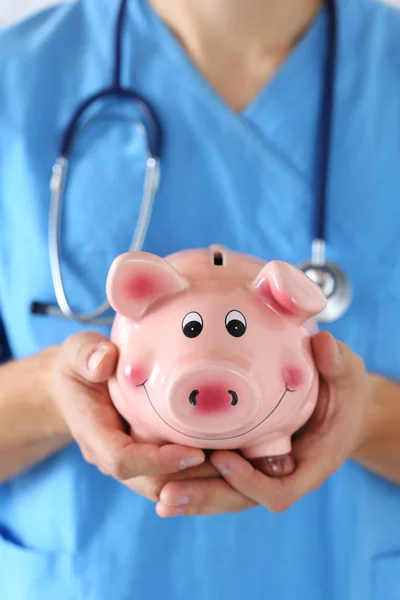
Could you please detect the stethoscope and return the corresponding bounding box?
[297,0,351,322]
[30,0,351,325]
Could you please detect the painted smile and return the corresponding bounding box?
[136,380,295,441]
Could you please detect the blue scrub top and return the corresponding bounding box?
[1,0,400,598]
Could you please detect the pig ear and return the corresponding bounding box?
[106,252,189,321]
[250,260,326,323]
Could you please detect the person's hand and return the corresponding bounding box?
[123,460,223,505]
[49,332,206,487]
[156,331,372,516]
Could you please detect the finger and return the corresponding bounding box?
[311,331,365,384]
[211,451,297,512]
[162,460,221,481]
[292,334,366,460]
[60,332,118,384]
[123,461,222,502]
[156,478,256,517]
[211,449,335,512]
[288,333,364,463]
[211,434,342,512]
[81,419,206,480]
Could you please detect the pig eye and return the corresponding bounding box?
[225,310,246,337]
[182,312,203,338]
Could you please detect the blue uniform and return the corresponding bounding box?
[1,0,400,598]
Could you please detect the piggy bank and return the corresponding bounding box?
[106,245,326,460]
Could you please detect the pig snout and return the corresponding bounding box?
[166,366,260,437]
[188,384,239,413]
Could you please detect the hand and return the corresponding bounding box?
[156,331,372,516]
[50,332,205,487]
[123,459,223,505]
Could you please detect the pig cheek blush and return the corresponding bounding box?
[283,367,304,391]
[124,363,148,387]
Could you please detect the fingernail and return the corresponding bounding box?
[214,463,231,476]
[252,454,295,478]
[87,346,108,373]
[172,508,186,517]
[179,456,204,470]
[171,495,190,507]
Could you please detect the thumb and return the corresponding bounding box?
[311,331,359,384]
[59,332,119,384]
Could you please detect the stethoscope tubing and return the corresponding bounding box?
[31,0,351,325]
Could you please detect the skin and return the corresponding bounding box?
[156,332,389,516]
[149,0,322,112]
[0,334,205,485]
[1,0,399,516]
[39,330,396,519]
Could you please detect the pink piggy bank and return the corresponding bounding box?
[106,245,326,460]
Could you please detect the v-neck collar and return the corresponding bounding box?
[137,0,325,116]
[130,0,354,182]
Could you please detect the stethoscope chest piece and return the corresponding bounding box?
[298,260,352,323]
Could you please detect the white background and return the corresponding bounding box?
[0,0,66,27]
[1,0,400,27]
